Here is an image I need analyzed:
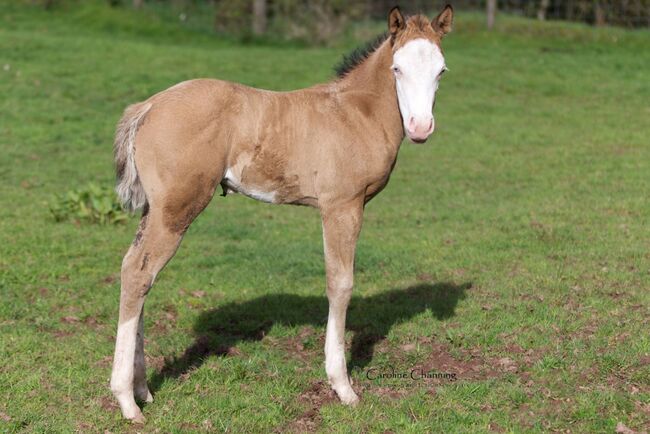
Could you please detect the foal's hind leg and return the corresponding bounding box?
[110,207,188,422]
[133,307,151,403]
[110,173,218,421]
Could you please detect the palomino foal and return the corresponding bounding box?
[110,5,453,422]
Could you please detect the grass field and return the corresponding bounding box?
[1,2,649,432]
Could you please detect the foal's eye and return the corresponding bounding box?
[438,67,449,78]
[391,66,401,75]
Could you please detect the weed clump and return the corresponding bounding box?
[49,183,129,225]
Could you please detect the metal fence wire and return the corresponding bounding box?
[368,0,650,28]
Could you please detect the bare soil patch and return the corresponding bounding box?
[281,380,337,433]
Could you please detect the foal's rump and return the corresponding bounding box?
[113,79,240,213]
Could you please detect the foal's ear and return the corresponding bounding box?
[388,6,406,37]
[432,4,453,36]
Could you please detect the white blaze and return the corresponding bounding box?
[392,38,446,141]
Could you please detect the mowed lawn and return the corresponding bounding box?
[1,3,649,432]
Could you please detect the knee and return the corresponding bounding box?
[120,259,154,298]
[120,274,153,299]
[327,275,354,300]
[137,277,153,297]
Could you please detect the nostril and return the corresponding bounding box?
[408,116,416,130]
[427,118,433,131]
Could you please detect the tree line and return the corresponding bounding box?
[36,0,650,37]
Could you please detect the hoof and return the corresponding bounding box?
[128,410,146,424]
[135,389,154,403]
[335,387,360,406]
[341,393,360,406]
[115,394,146,424]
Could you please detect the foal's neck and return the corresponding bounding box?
[336,40,405,147]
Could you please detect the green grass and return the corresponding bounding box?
[1,2,650,433]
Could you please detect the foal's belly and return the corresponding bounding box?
[221,168,277,203]
[220,150,317,207]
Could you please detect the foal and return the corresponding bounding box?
[110,5,453,422]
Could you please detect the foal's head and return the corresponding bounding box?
[388,5,453,143]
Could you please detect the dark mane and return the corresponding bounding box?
[334,32,388,78]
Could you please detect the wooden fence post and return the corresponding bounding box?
[537,0,550,20]
[252,0,267,35]
[487,0,497,30]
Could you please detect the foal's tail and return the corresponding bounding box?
[113,102,152,212]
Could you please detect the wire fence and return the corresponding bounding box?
[491,0,649,28]
[35,1,650,46]
[374,0,650,28]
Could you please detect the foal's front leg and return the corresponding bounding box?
[321,200,364,405]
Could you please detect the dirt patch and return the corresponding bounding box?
[488,422,506,433]
[638,355,650,367]
[401,343,416,352]
[281,380,337,433]
[416,273,434,282]
[519,293,545,303]
[508,345,545,370]
[287,327,321,361]
[151,305,178,335]
[75,422,95,432]
[606,373,650,395]
[499,340,548,369]
[98,395,120,412]
[146,354,166,371]
[95,355,112,368]
[352,340,506,401]
[58,274,70,282]
[615,422,638,434]
[496,357,518,373]
[365,385,409,400]
[266,326,321,365]
[634,400,650,418]
[52,329,75,339]
[83,316,105,331]
[412,342,500,382]
[102,275,117,285]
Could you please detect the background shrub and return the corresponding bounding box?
[49,183,129,225]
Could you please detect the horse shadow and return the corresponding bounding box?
[149,281,471,393]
